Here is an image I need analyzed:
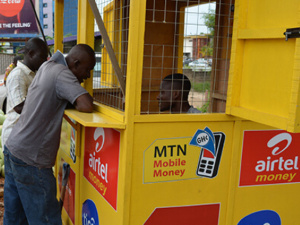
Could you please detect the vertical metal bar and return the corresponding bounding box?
[54,0,64,53]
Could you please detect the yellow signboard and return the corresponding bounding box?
[144,128,226,183]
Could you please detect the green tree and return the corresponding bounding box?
[200,41,213,57]
[200,9,215,57]
[203,9,215,36]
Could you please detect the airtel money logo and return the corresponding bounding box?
[255,133,297,173]
[0,0,25,17]
[84,127,120,210]
[240,130,300,186]
[94,128,105,153]
[89,128,108,183]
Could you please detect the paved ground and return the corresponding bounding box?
[188,91,209,109]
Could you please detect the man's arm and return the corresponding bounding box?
[13,101,25,114]
[73,93,93,113]
[7,69,27,114]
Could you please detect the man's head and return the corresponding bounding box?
[65,44,96,83]
[23,37,49,72]
[157,73,191,112]
[13,55,23,66]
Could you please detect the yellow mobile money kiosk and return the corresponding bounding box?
[54,0,300,224]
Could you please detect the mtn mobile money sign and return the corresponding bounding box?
[144,127,225,183]
[84,127,120,210]
[239,130,300,186]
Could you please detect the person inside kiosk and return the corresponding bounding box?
[157,73,201,114]
[3,44,96,225]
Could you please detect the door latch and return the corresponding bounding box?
[284,27,300,41]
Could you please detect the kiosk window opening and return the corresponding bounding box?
[92,0,130,111]
[141,0,234,114]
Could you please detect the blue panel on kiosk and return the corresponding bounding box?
[238,210,281,225]
[82,199,99,225]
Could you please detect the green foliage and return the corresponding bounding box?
[200,9,215,57]
[201,41,214,57]
[0,46,6,53]
[46,36,53,40]
[200,101,210,113]
[203,9,216,36]
[15,46,24,55]
[191,81,210,92]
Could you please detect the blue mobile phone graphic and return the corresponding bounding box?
[196,132,225,178]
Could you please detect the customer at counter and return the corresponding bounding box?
[4,55,24,86]
[3,44,96,225]
[2,37,48,149]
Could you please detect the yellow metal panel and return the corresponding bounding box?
[77,0,95,94]
[93,102,125,122]
[101,2,115,86]
[238,28,286,39]
[245,1,299,29]
[122,0,147,224]
[64,109,125,129]
[225,120,242,225]
[77,0,95,45]
[240,39,294,118]
[129,121,234,224]
[287,39,300,132]
[125,0,147,116]
[230,106,287,130]
[226,0,300,132]
[226,0,246,114]
[229,121,300,224]
[54,0,64,52]
[134,113,236,123]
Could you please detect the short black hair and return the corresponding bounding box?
[24,37,48,55]
[163,73,191,100]
[163,73,191,90]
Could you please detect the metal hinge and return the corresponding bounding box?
[284,27,300,41]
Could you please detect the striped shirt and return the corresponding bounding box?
[2,61,35,148]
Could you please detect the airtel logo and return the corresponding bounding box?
[267,133,292,155]
[94,128,105,153]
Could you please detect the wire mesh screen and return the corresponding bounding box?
[92,0,129,111]
[141,0,234,114]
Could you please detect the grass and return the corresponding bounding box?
[199,101,210,113]
[191,81,210,92]
[191,81,211,113]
